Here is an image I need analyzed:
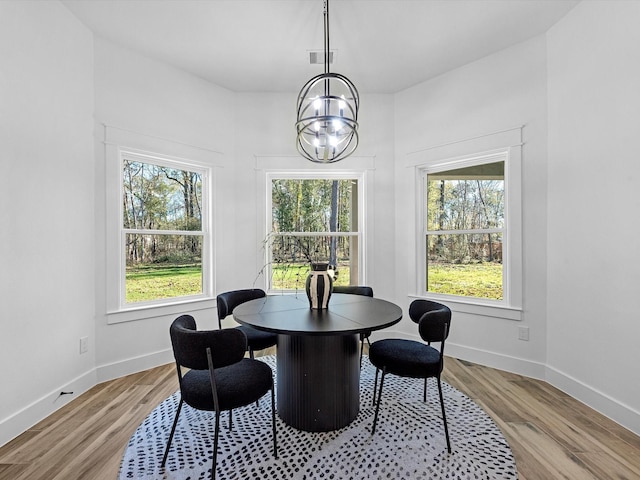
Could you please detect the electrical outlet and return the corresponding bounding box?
[80,336,89,354]
[518,326,529,341]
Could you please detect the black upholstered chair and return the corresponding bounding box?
[162,315,277,480]
[332,285,374,366]
[369,299,452,453]
[216,289,277,359]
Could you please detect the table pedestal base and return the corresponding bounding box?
[276,334,360,432]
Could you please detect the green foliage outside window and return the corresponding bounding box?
[123,159,204,303]
[426,161,504,300]
[267,178,359,289]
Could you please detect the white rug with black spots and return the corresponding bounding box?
[119,355,518,479]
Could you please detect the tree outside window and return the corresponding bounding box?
[267,177,361,291]
[424,160,505,300]
[122,156,208,304]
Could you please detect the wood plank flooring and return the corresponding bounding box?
[1,353,638,480]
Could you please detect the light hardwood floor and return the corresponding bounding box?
[1,353,639,480]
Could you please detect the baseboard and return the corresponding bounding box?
[450,346,640,436]
[0,349,174,449]
[445,343,547,380]
[4,343,638,450]
[546,365,640,437]
[96,348,174,383]
[0,368,97,448]
[371,329,640,436]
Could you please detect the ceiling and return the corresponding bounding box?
[62,0,579,94]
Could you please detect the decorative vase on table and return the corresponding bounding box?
[305,263,333,309]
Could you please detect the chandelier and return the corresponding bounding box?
[295,0,360,163]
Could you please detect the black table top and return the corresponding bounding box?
[233,293,402,336]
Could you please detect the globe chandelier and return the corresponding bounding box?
[296,0,360,163]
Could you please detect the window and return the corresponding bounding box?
[266,174,363,291]
[120,151,210,306]
[420,151,514,304]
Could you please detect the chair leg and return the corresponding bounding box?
[211,411,221,480]
[228,409,233,430]
[423,377,428,402]
[371,368,386,435]
[437,377,452,454]
[249,348,261,407]
[359,335,371,368]
[372,367,380,406]
[270,383,278,459]
[161,398,183,468]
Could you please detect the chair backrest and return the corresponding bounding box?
[170,314,247,370]
[332,285,374,297]
[216,288,266,329]
[408,299,452,344]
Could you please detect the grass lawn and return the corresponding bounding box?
[125,261,503,303]
[428,262,503,300]
[270,263,352,291]
[126,263,202,303]
[270,262,502,300]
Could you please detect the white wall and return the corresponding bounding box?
[394,36,549,377]
[93,38,236,380]
[546,0,640,433]
[0,1,95,445]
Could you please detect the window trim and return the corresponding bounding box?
[416,147,522,311]
[103,125,219,324]
[264,170,367,294]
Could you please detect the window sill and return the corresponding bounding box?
[106,297,216,324]
[408,294,522,321]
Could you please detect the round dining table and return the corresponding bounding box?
[233,293,402,432]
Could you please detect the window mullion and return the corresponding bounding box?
[274,232,357,237]
[425,228,503,236]
[123,228,204,236]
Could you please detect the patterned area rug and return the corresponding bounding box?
[119,355,517,479]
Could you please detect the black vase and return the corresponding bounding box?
[305,263,333,309]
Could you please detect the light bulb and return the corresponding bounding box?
[314,121,320,131]
[332,119,343,131]
[329,135,338,147]
[313,97,322,110]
